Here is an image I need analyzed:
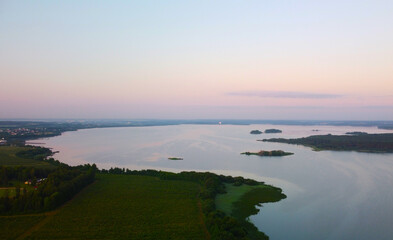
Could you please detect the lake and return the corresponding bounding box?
[31,124,393,240]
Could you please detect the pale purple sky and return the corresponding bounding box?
[1,1,392,120]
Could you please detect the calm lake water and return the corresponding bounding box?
[31,124,393,240]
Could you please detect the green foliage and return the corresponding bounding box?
[231,187,286,240]
[241,150,293,157]
[15,147,52,160]
[0,165,96,214]
[216,184,260,215]
[250,130,262,134]
[0,146,57,169]
[231,187,286,220]
[216,184,286,240]
[0,166,54,187]
[0,169,284,240]
[99,168,279,240]
[263,133,393,153]
[264,129,282,133]
[26,174,207,240]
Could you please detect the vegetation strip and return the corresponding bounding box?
[262,133,393,153]
[216,183,286,240]
[0,146,56,169]
[241,150,294,157]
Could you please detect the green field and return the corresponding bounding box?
[216,183,260,215]
[0,146,55,168]
[0,216,45,240]
[1,174,208,240]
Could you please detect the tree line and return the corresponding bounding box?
[263,133,393,153]
[0,164,97,214]
[0,166,54,186]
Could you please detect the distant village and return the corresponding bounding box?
[0,127,42,136]
[0,126,58,145]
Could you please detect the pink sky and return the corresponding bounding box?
[1,1,392,120]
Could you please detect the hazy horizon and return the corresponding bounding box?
[1,1,392,120]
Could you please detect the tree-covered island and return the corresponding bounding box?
[241,150,294,157]
[250,130,262,134]
[250,129,282,134]
[264,129,282,133]
[262,133,393,153]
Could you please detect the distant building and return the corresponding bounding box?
[0,139,7,145]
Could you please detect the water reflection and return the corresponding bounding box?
[35,124,393,240]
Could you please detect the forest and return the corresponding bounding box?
[241,150,293,156]
[0,164,97,214]
[262,133,393,153]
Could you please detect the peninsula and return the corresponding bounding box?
[345,131,368,135]
[262,133,393,153]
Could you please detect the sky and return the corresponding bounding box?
[1,0,392,120]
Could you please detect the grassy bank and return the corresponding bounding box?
[0,146,55,169]
[216,183,286,240]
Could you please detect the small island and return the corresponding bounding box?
[168,157,183,160]
[241,150,294,157]
[264,129,282,133]
[250,130,263,134]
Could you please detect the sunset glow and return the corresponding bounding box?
[1,1,392,119]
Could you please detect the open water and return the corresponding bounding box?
[31,124,393,240]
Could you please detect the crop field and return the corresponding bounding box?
[2,174,208,240]
[0,216,45,240]
[0,146,55,168]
